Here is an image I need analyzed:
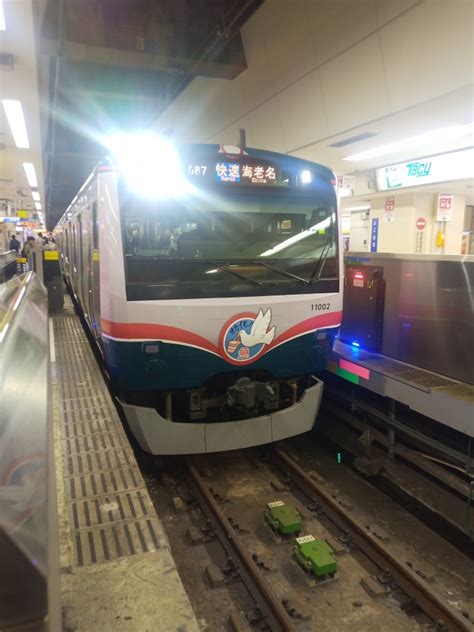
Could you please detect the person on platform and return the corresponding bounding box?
[9,234,20,253]
[42,237,58,251]
[21,236,36,258]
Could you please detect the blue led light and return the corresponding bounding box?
[351,341,360,347]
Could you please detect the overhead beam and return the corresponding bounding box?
[58,87,165,103]
[40,38,246,79]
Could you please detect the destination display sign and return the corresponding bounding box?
[187,157,288,187]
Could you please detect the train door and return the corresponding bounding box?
[80,208,91,320]
[63,226,70,278]
[76,213,85,310]
[71,221,79,297]
[89,200,101,340]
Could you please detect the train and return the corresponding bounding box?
[54,136,343,454]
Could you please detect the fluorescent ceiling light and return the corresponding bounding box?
[35,202,42,211]
[343,123,474,162]
[2,100,30,149]
[23,163,38,187]
[343,204,370,212]
[0,0,5,30]
[32,191,40,201]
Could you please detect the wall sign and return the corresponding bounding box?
[384,196,396,222]
[375,148,474,191]
[416,217,426,230]
[436,193,454,221]
[337,174,355,190]
[370,218,379,252]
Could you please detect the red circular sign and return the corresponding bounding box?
[416,217,426,230]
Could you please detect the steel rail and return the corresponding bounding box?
[274,447,471,632]
[187,462,297,632]
[322,399,471,498]
[326,389,470,468]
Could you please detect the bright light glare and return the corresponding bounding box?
[35,202,42,211]
[260,214,335,257]
[23,162,38,187]
[301,170,312,184]
[32,191,40,201]
[107,133,185,198]
[2,100,30,148]
[0,322,9,344]
[0,0,5,30]
[343,123,474,161]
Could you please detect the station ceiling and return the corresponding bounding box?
[41,0,264,227]
[0,0,262,228]
[1,1,472,230]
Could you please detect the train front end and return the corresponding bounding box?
[100,140,342,454]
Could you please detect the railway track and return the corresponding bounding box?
[187,462,297,632]
[180,447,472,632]
[272,447,471,632]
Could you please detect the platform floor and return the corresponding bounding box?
[50,296,199,631]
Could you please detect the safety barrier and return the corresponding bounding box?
[0,250,18,282]
[0,272,60,630]
[28,249,64,310]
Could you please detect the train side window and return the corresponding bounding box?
[65,227,69,257]
[92,201,99,249]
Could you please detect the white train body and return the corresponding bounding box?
[55,143,343,454]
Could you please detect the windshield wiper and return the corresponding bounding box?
[201,260,263,287]
[308,229,334,284]
[252,260,309,285]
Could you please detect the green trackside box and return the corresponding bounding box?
[294,535,337,576]
[264,500,302,535]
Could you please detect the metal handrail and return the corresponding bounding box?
[0,271,60,630]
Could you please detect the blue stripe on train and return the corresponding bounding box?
[102,329,338,391]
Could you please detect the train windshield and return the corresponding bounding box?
[119,185,338,300]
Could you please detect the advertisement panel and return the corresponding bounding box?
[375,148,474,191]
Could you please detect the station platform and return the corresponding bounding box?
[50,296,199,631]
[328,339,474,438]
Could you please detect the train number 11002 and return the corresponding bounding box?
[311,303,330,311]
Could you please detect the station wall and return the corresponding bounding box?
[157,0,473,160]
[349,192,466,255]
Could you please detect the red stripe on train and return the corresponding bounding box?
[101,319,220,354]
[269,311,342,349]
[101,310,342,354]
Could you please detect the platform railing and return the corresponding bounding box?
[0,272,60,630]
[343,252,474,384]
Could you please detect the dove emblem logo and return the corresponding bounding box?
[220,308,276,365]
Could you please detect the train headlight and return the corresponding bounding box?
[301,170,312,184]
[107,133,185,198]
